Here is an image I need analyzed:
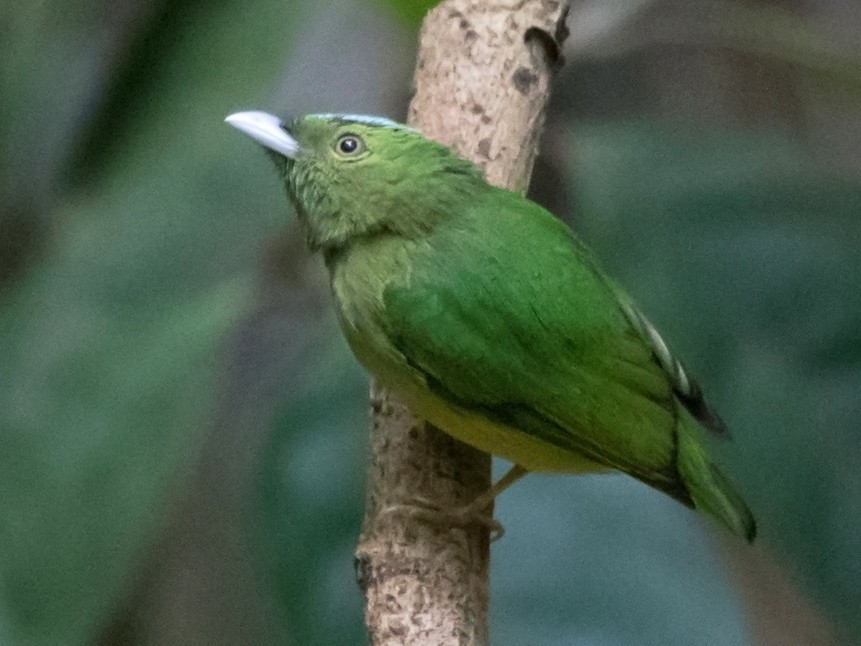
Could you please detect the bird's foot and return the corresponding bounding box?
[379,496,506,541]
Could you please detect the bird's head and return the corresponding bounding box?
[226,111,484,253]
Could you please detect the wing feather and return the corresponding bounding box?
[381,191,706,496]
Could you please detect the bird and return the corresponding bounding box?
[226,110,756,542]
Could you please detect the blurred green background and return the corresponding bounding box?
[1,0,859,644]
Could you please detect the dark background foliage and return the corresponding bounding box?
[1,1,858,644]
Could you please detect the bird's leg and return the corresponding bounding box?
[462,463,529,513]
[379,464,529,541]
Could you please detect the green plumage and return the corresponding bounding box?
[227,110,756,541]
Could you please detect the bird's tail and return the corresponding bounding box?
[676,413,757,542]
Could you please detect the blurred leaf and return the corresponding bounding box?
[0,0,163,286]
[371,0,438,29]
[0,0,305,642]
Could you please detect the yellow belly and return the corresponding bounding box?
[393,379,606,474]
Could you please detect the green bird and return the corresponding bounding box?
[226,110,756,542]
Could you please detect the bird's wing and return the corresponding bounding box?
[381,193,709,496]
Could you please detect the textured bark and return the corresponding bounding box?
[355,1,570,644]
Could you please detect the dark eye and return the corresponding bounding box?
[336,134,364,156]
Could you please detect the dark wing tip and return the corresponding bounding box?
[677,381,731,437]
[619,301,730,437]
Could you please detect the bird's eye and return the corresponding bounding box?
[335,134,365,156]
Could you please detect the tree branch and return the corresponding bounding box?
[355,1,571,643]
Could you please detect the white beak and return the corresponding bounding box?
[225,111,299,159]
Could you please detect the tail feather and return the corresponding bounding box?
[676,416,757,542]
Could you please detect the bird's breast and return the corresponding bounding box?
[328,236,419,386]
